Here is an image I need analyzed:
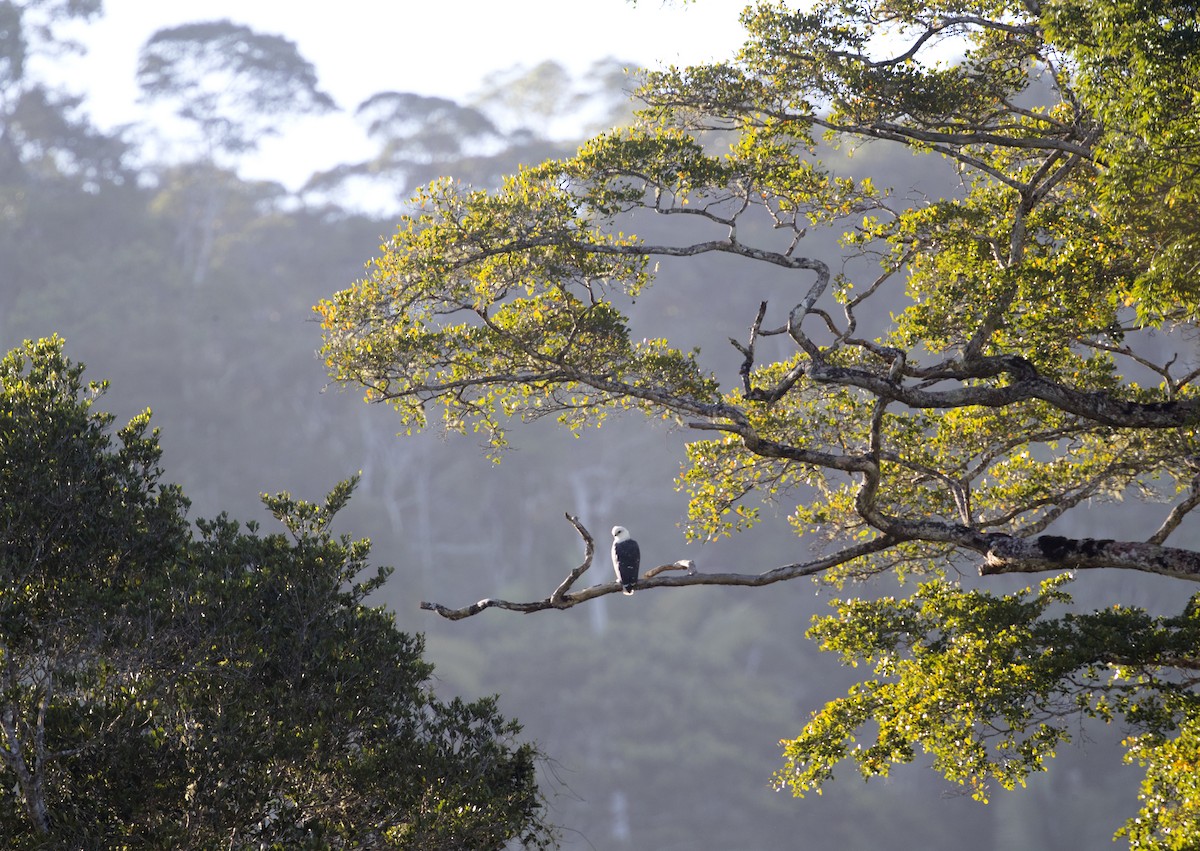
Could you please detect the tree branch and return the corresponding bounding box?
[808,356,1200,428]
[978,533,1200,580]
[550,513,594,603]
[419,521,899,620]
[418,506,1200,620]
[1147,487,1200,545]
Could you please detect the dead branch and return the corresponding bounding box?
[644,559,697,578]
[550,513,594,603]
[418,525,898,620]
[416,502,1200,620]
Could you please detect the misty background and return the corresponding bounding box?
[1,3,1173,847]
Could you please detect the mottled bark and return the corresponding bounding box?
[979,534,1200,580]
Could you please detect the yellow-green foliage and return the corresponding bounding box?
[317,1,1200,846]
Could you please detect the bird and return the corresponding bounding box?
[611,526,640,595]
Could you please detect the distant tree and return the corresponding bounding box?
[136,19,337,283]
[0,0,118,181]
[302,61,637,212]
[308,90,518,201]
[572,57,643,134]
[358,92,504,163]
[317,0,1200,846]
[468,58,639,137]
[0,338,552,849]
[0,0,131,321]
[148,162,289,287]
[136,19,336,160]
[472,60,577,135]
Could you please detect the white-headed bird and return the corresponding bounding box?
[611,526,640,595]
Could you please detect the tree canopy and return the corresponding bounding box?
[0,338,551,849]
[317,0,1200,846]
[137,19,336,158]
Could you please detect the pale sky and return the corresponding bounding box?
[43,0,753,193]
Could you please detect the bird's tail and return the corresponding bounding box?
[622,586,635,596]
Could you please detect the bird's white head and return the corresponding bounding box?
[612,526,630,542]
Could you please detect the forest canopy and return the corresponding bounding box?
[318,0,1200,846]
[0,338,550,848]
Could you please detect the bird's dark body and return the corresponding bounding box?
[613,537,640,594]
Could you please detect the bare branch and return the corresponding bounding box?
[838,254,910,345]
[550,513,594,602]
[731,301,768,397]
[419,508,1200,621]
[419,523,899,620]
[1148,487,1200,545]
[644,560,698,578]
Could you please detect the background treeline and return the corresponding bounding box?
[0,4,1164,847]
